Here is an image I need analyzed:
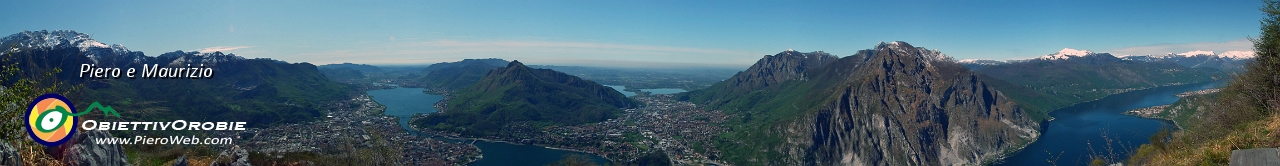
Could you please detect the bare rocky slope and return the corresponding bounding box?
[683,42,1040,165]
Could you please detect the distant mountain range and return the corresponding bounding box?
[957,48,1226,112]
[960,48,1254,71]
[1,30,350,127]
[682,42,1039,165]
[317,63,385,81]
[413,60,639,136]
[1119,50,1252,70]
[318,63,384,73]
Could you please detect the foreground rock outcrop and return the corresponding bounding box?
[1,141,20,166]
[49,130,131,166]
[213,145,251,166]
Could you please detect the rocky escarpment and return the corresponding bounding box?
[212,145,251,166]
[1,141,19,166]
[728,50,838,91]
[683,50,838,105]
[791,42,1038,165]
[689,42,1039,165]
[782,42,1038,165]
[48,130,131,166]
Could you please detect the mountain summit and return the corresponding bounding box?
[697,49,837,100]
[0,30,120,52]
[416,60,638,136]
[1039,48,1095,60]
[684,41,1038,165]
[414,58,511,90]
[1,30,142,65]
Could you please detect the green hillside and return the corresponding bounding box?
[81,58,351,128]
[974,54,1222,112]
[414,59,508,91]
[413,61,639,136]
[4,47,353,128]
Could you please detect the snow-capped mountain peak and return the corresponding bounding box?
[0,30,140,64]
[875,41,954,63]
[1219,51,1256,59]
[0,30,119,52]
[957,59,1009,66]
[1177,50,1216,57]
[1039,48,1093,60]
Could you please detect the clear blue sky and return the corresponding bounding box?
[0,0,1263,68]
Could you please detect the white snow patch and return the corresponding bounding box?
[78,40,109,49]
[1177,50,1216,57]
[1038,48,1093,60]
[1219,50,1255,59]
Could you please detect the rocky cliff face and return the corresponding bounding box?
[781,42,1038,165]
[212,145,251,166]
[684,50,838,105]
[0,141,19,166]
[691,42,1039,165]
[48,130,131,166]
[728,50,839,91]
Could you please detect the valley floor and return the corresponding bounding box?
[412,94,732,165]
[229,94,480,165]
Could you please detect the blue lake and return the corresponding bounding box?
[364,79,1206,166]
[366,87,612,166]
[639,88,687,95]
[605,85,636,97]
[995,81,1220,166]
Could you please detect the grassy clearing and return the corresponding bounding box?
[1128,114,1280,165]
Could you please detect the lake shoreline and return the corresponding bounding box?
[1126,113,1186,131]
[369,87,615,165]
[371,87,614,164]
[993,81,1219,165]
[404,116,619,164]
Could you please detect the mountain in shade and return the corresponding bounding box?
[414,58,510,90]
[956,59,1009,70]
[318,62,384,73]
[682,42,1039,165]
[1,30,350,127]
[682,50,838,104]
[317,63,383,81]
[318,67,366,81]
[420,58,509,73]
[961,49,1254,72]
[973,52,1222,112]
[414,60,639,136]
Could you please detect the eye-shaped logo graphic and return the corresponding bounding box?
[26,94,79,146]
